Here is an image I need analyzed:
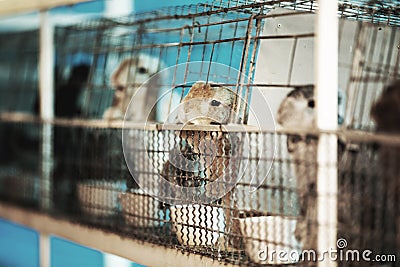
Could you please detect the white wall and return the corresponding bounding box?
[249,7,400,130]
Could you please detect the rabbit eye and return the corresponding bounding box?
[290,135,302,144]
[211,100,221,107]
[116,86,125,91]
[308,99,315,108]
[138,67,148,74]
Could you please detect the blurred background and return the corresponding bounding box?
[0,2,195,267]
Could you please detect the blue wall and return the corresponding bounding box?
[50,237,104,267]
[0,219,146,267]
[0,219,39,267]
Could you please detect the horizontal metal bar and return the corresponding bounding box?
[72,82,314,91]
[1,112,400,145]
[108,17,250,35]
[257,33,314,39]
[85,33,315,54]
[73,1,303,29]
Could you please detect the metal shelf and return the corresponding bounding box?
[0,202,235,267]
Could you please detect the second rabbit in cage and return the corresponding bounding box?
[370,80,400,256]
[276,85,350,251]
[276,85,319,251]
[276,85,393,258]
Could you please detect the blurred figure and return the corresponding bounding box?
[55,64,90,117]
[103,54,162,121]
[371,80,400,133]
[276,85,318,252]
[277,86,357,254]
[371,80,400,259]
[52,64,90,214]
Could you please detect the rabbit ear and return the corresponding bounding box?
[110,58,137,88]
[184,82,215,101]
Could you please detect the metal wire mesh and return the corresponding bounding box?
[0,121,40,208]
[0,30,39,114]
[55,2,264,121]
[1,121,399,265]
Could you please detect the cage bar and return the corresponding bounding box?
[39,10,54,211]
[315,0,339,266]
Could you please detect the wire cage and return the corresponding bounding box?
[0,30,39,114]
[0,0,400,266]
[54,2,264,121]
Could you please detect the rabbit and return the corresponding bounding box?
[176,81,238,125]
[277,85,392,260]
[160,81,237,189]
[104,55,165,195]
[370,80,400,258]
[160,81,242,249]
[277,85,316,130]
[103,54,163,121]
[277,85,346,131]
[175,82,238,171]
[161,81,241,192]
[277,86,352,249]
[276,85,319,251]
[173,82,239,179]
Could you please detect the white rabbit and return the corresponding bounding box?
[103,54,163,121]
[276,85,319,250]
[277,86,379,254]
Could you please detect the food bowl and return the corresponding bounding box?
[239,216,301,265]
[170,204,225,247]
[119,190,166,227]
[77,180,125,217]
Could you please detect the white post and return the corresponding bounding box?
[39,10,54,211]
[104,0,133,17]
[104,253,132,267]
[39,10,54,121]
[40,234,51,267]
[315,0,338,266]
[39,10,54,267]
